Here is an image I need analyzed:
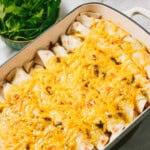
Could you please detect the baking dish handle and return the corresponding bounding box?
[125,7,150,19]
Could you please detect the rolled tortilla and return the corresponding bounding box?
[35,50,54,67]
[76,134,94,150]
[136,95,147,113]
[120,102,135,122]
[67,21,90,35]
[12,68,31,84]
[52,43,67,57]
[107,119,125,142]
[96,134,109,150]
[5,68,17,82]
[33,64,44,70]
[76,12,101,27]
[2,83,12,99]
[23,60,34,73]
[61,35,81,51]
[80,12,102,19]
[123,36,145,50]
[123,36,150,78]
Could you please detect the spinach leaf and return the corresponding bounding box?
[0,0,61,41]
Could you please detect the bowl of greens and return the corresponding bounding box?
[0,0,61,50]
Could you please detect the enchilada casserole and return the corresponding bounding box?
[0,12,150,150]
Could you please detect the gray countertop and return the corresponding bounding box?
[0,0,150,149]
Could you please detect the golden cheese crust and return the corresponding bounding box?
[0,14,150,150]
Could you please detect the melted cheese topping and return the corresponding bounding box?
[0,19,149,150]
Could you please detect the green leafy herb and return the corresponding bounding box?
[0,0,61,41]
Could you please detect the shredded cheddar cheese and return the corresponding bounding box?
[0,19,149,150]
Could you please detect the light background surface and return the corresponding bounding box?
[0,1,150,149]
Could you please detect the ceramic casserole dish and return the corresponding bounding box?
[0,3,150,150]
